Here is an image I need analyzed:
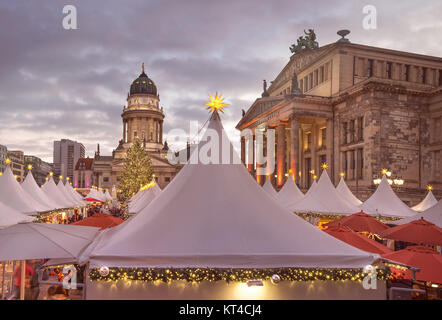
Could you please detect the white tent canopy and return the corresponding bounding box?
[0,223,100,261]
[128,182,162,214]
[83,112,377,269]
[42,177,72,209]
[84,188,107,202]
[57,181,80,207]
[391,199,442,228]
[61,181,84,207]
[128,189,144,204]
[304,180,317,197]
[65,182,86,205]
[289,170,361,215]
[262,178,278,198]
[336,177,363,207]
[104,190,113,202]
[361,175,416,218]
[21,171,60,210]
[275,177,304,209]
[0,202,35,228]
[411,190,438,212]
[0,166,49,215]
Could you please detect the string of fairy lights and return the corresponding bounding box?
[89,267,391,283]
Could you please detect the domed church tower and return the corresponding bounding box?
[121,63,164,152]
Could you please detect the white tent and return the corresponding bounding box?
[128,189,144,204]
[42,177,71,209]
[0,202,35,228]
[104,190,113,202]
[391,199,442,228]
[128,182,162,214]
[84,188,107,202]
[0,223,100,261]
[0,166,50,215]
[83,112,377,269]
[361,175,416,218]
[21,171,59,210]
[275,177,304,209]
[336,177,363,207]
[65,182,86,205]
[304,180,317,197]
[57,181,80,207]
[289,170,361,216]
[262,178,278,198]
[411,190,438,212]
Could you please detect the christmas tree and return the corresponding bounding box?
[119,139,153,201]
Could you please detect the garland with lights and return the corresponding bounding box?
[295,212,401,222]
[89,267,391,283]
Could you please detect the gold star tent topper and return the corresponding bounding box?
[205,92,228,113]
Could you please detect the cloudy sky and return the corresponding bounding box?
[0,0,441,162]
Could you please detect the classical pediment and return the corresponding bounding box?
[236,96,285,129]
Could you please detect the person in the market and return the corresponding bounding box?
[9,261,34,300]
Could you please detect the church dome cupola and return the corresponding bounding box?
[129,63,157,96]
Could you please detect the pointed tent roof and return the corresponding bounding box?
[0,166,48,214]
[42,177,72,209]
[104,190,113,201]
[275,176,304,209]
[57,181,80,207]
[0,202,35,228]
[65,183,86,204]
[391,200,442,228]
[21,171,59,211]
[128,182,162,214]
[63,182,86,206]
[262,177,278,198]
[411,190,438,212]
[361,175,416,218]
[336,177,362,207]
[128,189,144,203]
[304,180,317,197]
[289,170,361,215]
[84,111,377,268]
[84,188,106,202]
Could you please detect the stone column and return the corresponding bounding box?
[128,119,132,143]
[326,118,333,179]
[247,133,255,176]
[123,120,126,143]
[240,135,246,165]
[290,116,299,182]
[311,124,317,177]
[256,129,265,185]
[276,123,286,187]
[159,120,163,144]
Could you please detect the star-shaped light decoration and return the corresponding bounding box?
[321,163,329,170]
[427,185,433,191]
[205,92,228,113]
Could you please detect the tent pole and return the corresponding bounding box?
[20,260,25,300]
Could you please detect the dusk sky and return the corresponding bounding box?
[0,0,441,162]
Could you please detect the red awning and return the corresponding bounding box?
[383,246,442,284]
[325,211,389,234]
[84,197,102,202]
[71,213,124,230]
[324,225,392,255]
[379,218,442,246]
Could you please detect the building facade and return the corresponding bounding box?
[7,150,25,183]
[0,144,7,174]
[236,31,442,205]
[53,139,85,183]
[73,157,94,192]
[87,64,181,192]
[24,155,53,187]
